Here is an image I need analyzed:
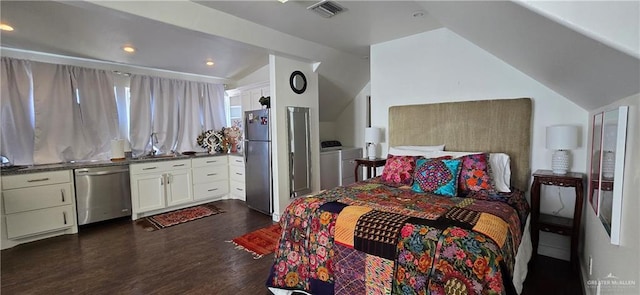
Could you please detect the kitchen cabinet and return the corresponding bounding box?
[242,85,270,111]
[1,170,78,249]
[130,159,193,219]
[227,81,270,115]
[228,155,246,200]
[192,156,229,201]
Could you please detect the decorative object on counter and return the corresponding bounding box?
[110,139,126,161]
[136,203,225,231]
[227,223,281,259]
[224,125,243,153]
[197,129,225,154]
[259,96,270,109]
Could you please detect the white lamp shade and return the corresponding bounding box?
[364,127,381,143]
[546,125,579,150]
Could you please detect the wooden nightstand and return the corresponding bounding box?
[530,169,584,270]
[354,158,386,182]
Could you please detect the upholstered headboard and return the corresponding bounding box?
[388,98,532,190]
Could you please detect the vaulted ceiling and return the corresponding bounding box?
[1,1,638,121]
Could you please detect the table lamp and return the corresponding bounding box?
[364,127,381,160]
[546,125,579,175]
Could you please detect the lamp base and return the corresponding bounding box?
[552,150,570,175]
[367,143,377,160]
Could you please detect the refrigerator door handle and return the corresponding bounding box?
[244,141,248,163]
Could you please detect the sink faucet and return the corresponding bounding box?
[148,132,158,156]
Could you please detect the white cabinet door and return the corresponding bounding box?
[241,91,252,112]
[166,170,192,207]
[5,205,75,239]
[132,173,165,213]
[3,183,73,214]
[249,88,262,111]
[193,180,229,201]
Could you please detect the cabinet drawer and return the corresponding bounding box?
[230,180,245,197]
[130,160,190,175]
[192,166,228,184]
[2,170,71,190]
[229,156,245,167]
[192,156,228,168]
[6,205,75,239]
[193,180,229,200]
[229,165,245,182]
[3,183,73,214]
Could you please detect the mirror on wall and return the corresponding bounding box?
[289,71,307,94]
[588,106,628,245]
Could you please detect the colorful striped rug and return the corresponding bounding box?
[136,203,224,231]
[228,223,282,259]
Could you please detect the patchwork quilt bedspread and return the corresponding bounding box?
[266,179,529,295]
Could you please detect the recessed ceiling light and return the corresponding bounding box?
[412,11,425,18]
[0,23,14,31]
[122,46,136,53]
[205,60,215,66]
[278,0,288,3]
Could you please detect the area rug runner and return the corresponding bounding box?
[136,203,224,231]
[228,223,282,259]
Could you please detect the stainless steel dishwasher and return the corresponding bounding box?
[74,166,132,225]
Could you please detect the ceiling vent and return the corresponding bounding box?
[307,0,346,18]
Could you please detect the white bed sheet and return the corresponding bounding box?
[269,215,533,295]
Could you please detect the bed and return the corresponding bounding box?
[267,98,533,295]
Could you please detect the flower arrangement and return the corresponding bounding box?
[223,125,242,153]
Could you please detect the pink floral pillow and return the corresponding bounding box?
[458,153,495,193]
[380,154,416,186]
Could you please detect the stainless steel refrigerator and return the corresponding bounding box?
[244,109,272,215]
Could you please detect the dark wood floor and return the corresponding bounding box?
[2,199,582,294]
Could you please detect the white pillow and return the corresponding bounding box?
[387,147,440,158]
[394,144,445,151]
[489,153,511,192]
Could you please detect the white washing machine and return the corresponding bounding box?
[320,141,362,190]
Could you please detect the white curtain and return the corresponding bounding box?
[200,83,226,131]
[74,67,120,159]
[32,62,119,164]
[176,81,204,152]
[129,75,153,157]
[1,58,34,165]
[130,75,227,156]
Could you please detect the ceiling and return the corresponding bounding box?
[1,1,637,120]
[0,1,269,81]
[197,1,441,57]
[0,0,442,121]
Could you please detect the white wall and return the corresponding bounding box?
[233,64,269,89]
[269,54,320,222]
[581,93,639,295]
[370,28,589,260]
[319,122,337,141]
[334,82,370,150]
[518,0,639,58]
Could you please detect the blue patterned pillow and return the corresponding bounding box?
[411,158,462,197]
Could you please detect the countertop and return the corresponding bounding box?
[1,152,243,176]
